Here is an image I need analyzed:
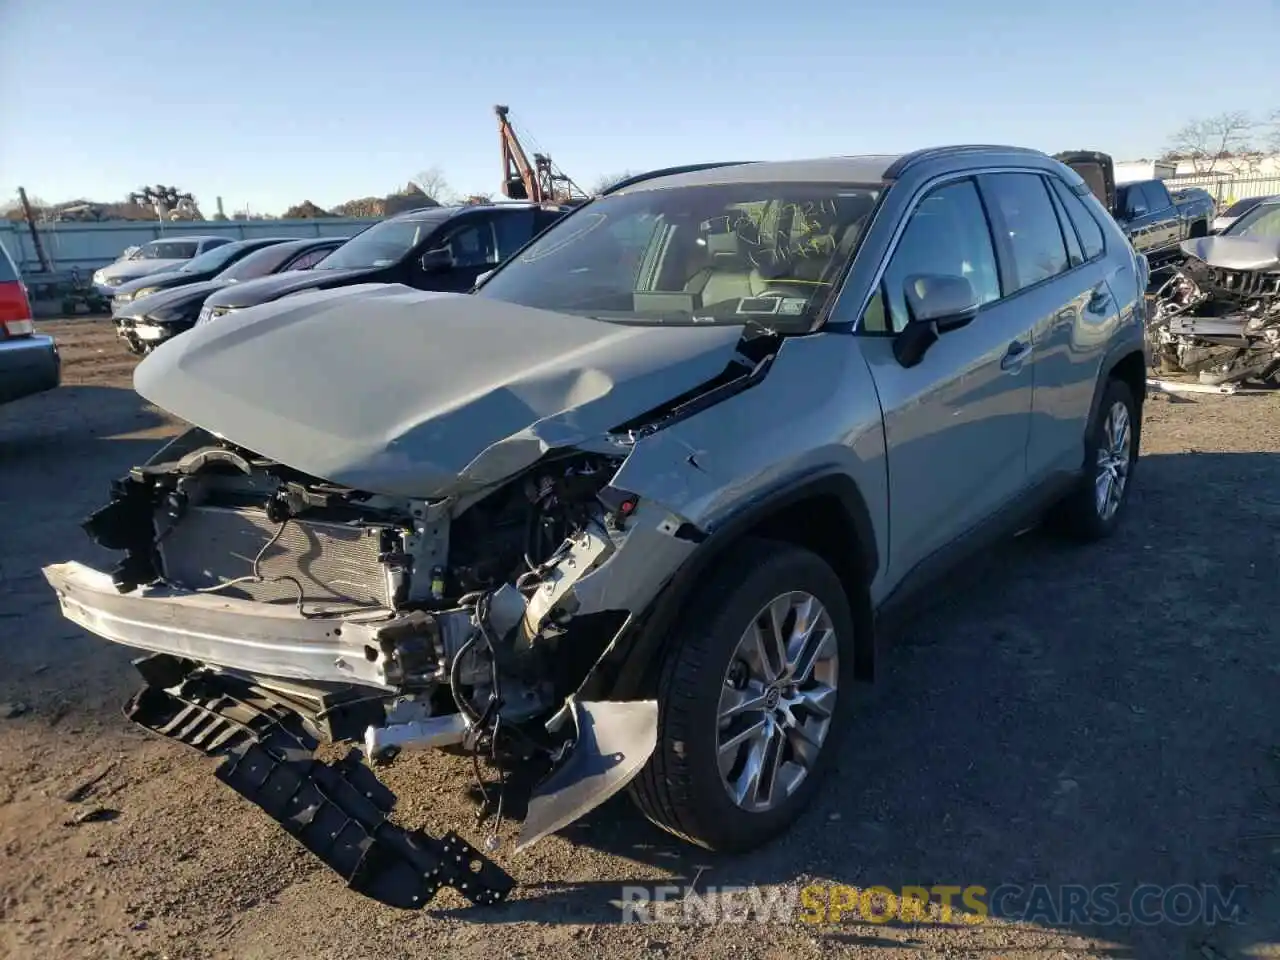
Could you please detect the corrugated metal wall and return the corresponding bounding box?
[0,218,376,275]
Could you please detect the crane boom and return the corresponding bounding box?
[495,105,543,202]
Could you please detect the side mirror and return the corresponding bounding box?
[419,247,453,273]
[893,274,979,368]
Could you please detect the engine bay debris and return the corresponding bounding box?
[1148,235,1280,388]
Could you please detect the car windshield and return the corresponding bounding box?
[180,241,256,273]
[311,218,439,270]
[474,183,882,330]
[1221,198,1263,217]
[139,240,199,259]
[216,243,306,281]
[1224,203,1280,239]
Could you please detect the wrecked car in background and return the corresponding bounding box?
[43,147,1149,909]
[1148,197,1280,386]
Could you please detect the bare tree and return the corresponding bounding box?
[411,166,455,204]
[589,170,641,195]
[1163,112,1261,174]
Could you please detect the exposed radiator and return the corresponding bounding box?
[157,505,392,608]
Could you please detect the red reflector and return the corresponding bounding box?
[619,498,637,515]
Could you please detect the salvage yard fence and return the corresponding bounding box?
[1163,174,1280,210]
[0,217,378,278]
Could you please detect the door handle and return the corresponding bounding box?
[1000,340,1031,371]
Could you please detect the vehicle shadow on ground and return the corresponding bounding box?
[438,450,1280,958]
[0,384,174,457]
[0,385,178,681]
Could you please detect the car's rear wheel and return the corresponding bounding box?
[1046,377,1140,540]
[628,538,857,852]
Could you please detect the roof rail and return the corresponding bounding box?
[883,145,1046,180]
[601,162,761,195]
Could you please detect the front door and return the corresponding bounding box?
[858,177,1035,582]
[417,216,504,293]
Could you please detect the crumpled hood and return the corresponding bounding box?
[1181,235,1280,272]
[118,279,228,319]
[204,266,374,309]
[133,284,747,498]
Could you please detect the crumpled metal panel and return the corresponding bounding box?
[132,284,746,499]
[1181,235,1280,272]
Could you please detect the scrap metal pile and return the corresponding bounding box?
[1147,235,1280,388]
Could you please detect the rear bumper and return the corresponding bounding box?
[42,561,401,689]
[0,333,60,404]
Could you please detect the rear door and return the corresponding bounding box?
[990,173,1121,480]
[1141,181,1178,248]
[857,176,1034,579]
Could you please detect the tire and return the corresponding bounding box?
[1046,377,1140,541]
[628,537,858,852]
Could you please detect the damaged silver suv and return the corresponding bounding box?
[43,146,1149,908]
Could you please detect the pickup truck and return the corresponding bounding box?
[1056,151,1214,265]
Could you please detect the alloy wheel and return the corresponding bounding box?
[1094,400,1132,521]
[716,591,839,813]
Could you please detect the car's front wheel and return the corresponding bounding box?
[629,538,857,852]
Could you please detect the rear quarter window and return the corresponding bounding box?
[1049,179,1105,260]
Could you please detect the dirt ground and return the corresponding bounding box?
[1,317,1277,960]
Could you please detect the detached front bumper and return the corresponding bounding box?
[43,561,404,689]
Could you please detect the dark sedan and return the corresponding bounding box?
[109,236,301,314]
[115,236,347,354]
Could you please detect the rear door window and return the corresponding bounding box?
[286,247,335,271]
[979,173,1071,292]
[1142,181,1172,211]
[492,209,535,260]
[1049,179,1105,260]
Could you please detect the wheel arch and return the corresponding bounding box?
[1088,341,1147,430]
[591,471,880,700]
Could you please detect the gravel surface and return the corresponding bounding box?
[1,318,1277,959]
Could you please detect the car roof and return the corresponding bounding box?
[614,156,901,192]
[277,235,347,247]
[144,234,227,242]
[387,201,572,223]
[610,146,1066,193]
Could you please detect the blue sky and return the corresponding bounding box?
[2,0,1276,214]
